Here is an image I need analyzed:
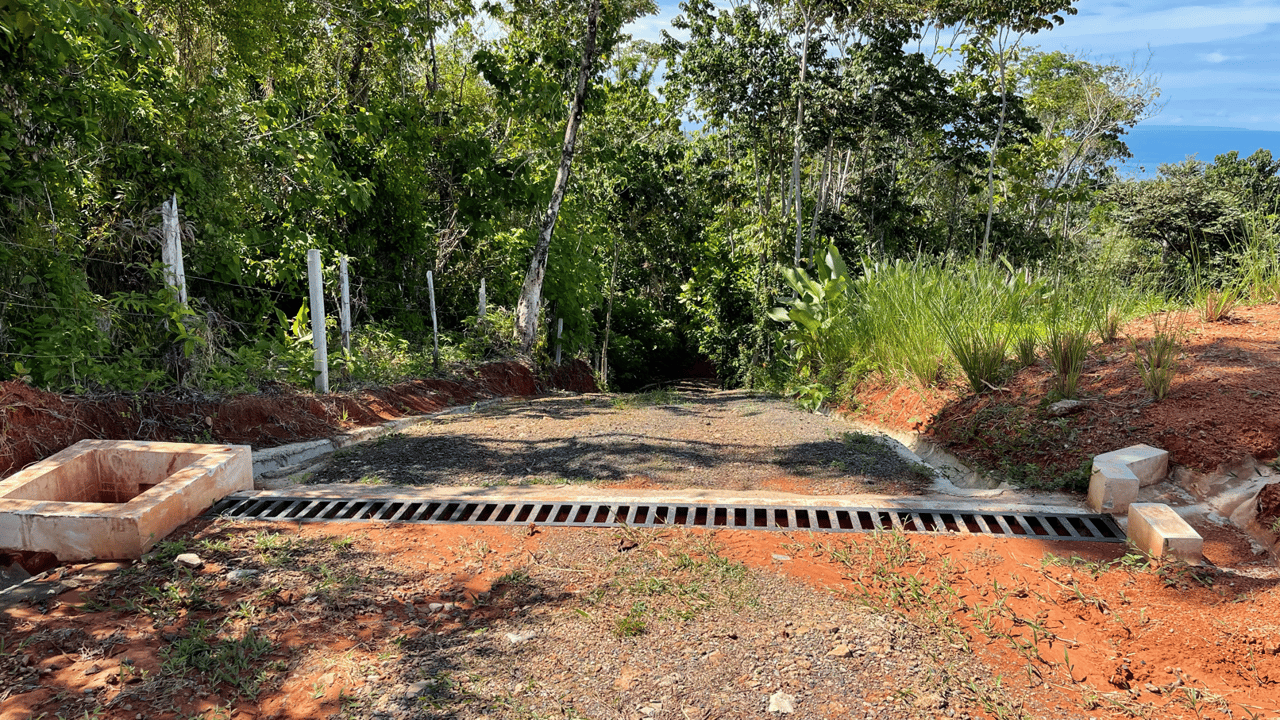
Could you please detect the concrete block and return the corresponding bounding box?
[0,440,251,561]
[1127,503,1203,561]
[1096,444,1169,488]
[1088,460,1139,514]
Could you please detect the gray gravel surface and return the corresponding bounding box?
[307,388,931,495]
[340,529,1060,720]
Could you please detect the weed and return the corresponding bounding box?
[610,389,680,409]
[357,474,385,485]
[160,621,274,698]
[613,603,647,637]
[495,568,533,587]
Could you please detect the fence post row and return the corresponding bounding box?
[427,270,440,370]
[307,249,329,394]
[160,193,187,306]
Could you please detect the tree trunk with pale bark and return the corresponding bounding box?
[514,0,602,352]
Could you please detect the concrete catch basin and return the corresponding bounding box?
[0,440,251,561]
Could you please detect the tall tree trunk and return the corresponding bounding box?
[806,136,834,261]
[981,31,1017,261]
[514,0,602,352]
[790,16,812,266]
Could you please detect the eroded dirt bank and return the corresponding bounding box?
[0,360,596,479]
[848,305,1280,481]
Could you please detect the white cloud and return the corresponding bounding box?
[1201,51,1229,62]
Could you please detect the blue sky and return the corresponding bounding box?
[1039,0,1280,131]
[625,0,1280,168]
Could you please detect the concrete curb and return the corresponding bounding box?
[251,398,514,479]
[230,483,1100,516]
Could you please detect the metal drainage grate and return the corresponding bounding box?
[209,496,1125,543]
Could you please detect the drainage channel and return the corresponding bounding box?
[209,496,1125,543]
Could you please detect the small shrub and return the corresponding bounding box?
[1045,327,1091,399]
[1129,314,1182,401]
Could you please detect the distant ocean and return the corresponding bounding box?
[1115,125,1280,177]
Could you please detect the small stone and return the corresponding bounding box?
[771,554,791,562]
[505,631,536,644]
[1144,683,1160,694]
[428,603,444,612]
[1047,399,1086,417]
[226,569,260,582]
[174,554,204,570]
[826,644,852,658]
[84,664,101,675]
[768,691,796,714]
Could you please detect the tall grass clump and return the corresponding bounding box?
[1198,284,1244,322]
[1129,313,1182,400]
[932,262,1021,393]
[1236,213,1280,303]
[1045,327,1091,399]
[1081,280,1134,343]
[850,258,952,386]
[1013,328,1039,367]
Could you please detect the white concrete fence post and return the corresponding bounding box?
[306,249,329,393]
[339,256,351,354]
[478,278,486,321]
[555,317,563,366]
[427,270,440,370]
[160,193,187,306]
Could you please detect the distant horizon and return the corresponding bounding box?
[1116,123,1280,177]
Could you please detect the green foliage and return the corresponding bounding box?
[161,621,274,698]
[0,0,1268,419]
[768,242,851,377]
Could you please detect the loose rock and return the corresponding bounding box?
[174,553,204,570]
[768,691,796,714]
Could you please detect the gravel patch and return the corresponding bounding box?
[307,388,931,495]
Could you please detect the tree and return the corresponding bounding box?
[512,0,656,352]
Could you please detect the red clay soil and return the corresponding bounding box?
[2,521,1276,720]
[0,360,596,479]
[848,304,1280,479]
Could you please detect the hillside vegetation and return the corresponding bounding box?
[2,0,1278,398]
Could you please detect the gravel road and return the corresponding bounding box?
[307,387,932,496]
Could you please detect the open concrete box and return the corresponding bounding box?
[0,440,251,561]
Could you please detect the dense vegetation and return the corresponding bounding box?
[2,0,1278,396]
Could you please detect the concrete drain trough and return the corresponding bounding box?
[0,440,251,561]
